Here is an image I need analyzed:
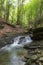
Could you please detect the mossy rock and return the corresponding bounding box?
[25,59,31,65]
[39,57,43,62]
[25,59,36,65]
[31,55,38,61]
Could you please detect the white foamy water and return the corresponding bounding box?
[0,35,32,51]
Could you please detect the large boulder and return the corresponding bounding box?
[29,27,43,40]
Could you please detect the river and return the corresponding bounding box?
[0,35,32,65]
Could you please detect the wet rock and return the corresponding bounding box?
[24,45,29,49]
[31,55,38,61]
[22,58,27,62]
[39,57,43,62]
[24,40,43,65]
[29,27,43,40]
[24,55,30,60]
[18,36,25,44]
[0,35,14,48]
[25,59,31,65]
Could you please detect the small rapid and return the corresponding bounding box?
[10,35,32,47]
[0,35,32,51]
[0,35,32,65]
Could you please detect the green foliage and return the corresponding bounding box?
[0,0,43,28]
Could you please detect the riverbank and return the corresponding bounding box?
[24,40,43,65]
[0,23,28,48]
[0,33,22,48]
[0,31,29,49]
[0,24,28,37]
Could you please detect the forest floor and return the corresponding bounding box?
[0,24,26,37]
[0,17,28,37]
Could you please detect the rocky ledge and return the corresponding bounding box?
[0,33,15,48]
[24,40,43,65]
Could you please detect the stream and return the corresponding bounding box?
[0,35,32,65]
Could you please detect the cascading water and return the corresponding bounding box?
[10,35,32,48]
[0,35,32,65]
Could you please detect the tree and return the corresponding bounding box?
[17,0,25,25]
[5,0,11,21]
[0,0,5,18]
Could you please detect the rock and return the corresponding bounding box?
[24,45,39,50]
[39,57,43,62]
[24,39,43,65]
[31,55,38,61]
[24,45,29,49]
[29,27,43,40]
[0,35,14,48]
[22,58,27,62]
[18,36,25,44]
[24,55,30,59]
[25,59,31,65]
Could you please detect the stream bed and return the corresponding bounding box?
[0,35,32,65]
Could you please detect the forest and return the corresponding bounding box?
[0,0,43,28]
[0,0,43,65]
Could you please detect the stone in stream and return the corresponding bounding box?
[25,58,37,65]
[0,35,14,48]
[25,54,43,65]
[39,57,43,62]
[24,40,43,65]
[31,55,38,61]
[18,36,25,44]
